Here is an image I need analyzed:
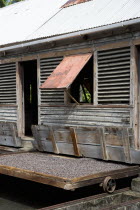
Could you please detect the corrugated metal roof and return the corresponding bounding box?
[0,0,140,47]
[0,0,68,46]
[30,0,140,40]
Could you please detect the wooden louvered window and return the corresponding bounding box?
[0,63,16,104]
[40,57,64,104]
[97,47,130,105]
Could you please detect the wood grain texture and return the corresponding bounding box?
[32,124,135,163]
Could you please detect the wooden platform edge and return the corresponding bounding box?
[0,163,138,190]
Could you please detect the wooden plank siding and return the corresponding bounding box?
[34,44,137,163]
[0,63,22,147]
[0,106,17,123]
[40,106,130,127]
[32,125,134,163]
[40,57,64,105]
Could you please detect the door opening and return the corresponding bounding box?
[21,60,38,136]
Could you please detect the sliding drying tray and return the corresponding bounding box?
[0,152,139,193]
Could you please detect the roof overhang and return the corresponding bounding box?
[1,18,140,53]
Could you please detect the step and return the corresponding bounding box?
[131,177,140,192]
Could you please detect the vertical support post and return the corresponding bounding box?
[70,127,81,157]
[130,44,139,149]
[49,126,59,154]
[94,50,98,105]
[122,128,131,163]
[16,62,24,137]
[37,57,41,125]
[99,127,108,160]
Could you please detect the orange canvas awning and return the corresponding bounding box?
[40,53,92,89]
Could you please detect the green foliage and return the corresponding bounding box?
[0,0,24,8]
[0,0,6,8]
[82,87,91,103]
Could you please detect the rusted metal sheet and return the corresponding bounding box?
[40,53,92,89]
[62,0,92,8]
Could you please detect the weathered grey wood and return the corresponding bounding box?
[75,127,100,145]
[53,127,72,143]
[69,127,80,156]
[0,122,22,147]
[55,142,75,156]
[122,128,131,163]
[49,127,59,154]
[32,125,136,163]
[37,57,41,125]
[99,127,108,160]
[40,56,64,105]
[40,106,130,128]
[9,123,22,147]
[0,136,16,147]
[16,62,24,136]
[39,140,54,153]
[78,144,102,159]
[104,127,123,146]
[93,50,98,105]
[31,125,44,151]
[130,45,139,149]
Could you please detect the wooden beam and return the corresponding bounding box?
[122,128,131,163]
[70,127,81,157]
[16,62,24,137]
[65,90,80,105]
[130,44,139,149]
[49,127,59,154]
[93,50,98,105]
[99,127,108,160]
[37,57,41,125]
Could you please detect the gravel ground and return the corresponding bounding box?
[0,152,129,179]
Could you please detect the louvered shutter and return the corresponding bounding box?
[0,63,16,104]
[40,57,64,104]
[97,47,130,104]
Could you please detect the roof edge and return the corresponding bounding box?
[0,17,140,53]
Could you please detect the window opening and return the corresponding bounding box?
[70,56,93,104]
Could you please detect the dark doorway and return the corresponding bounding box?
[21,60,38,136]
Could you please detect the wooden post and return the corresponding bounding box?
[130,44,139,149]
[70,127,81,157]
[122,128,131,163]
[37,57,41,125]
[99,127,108,160]
[93,50,98,105]
[49,126,59,154]
[16,62,24,137]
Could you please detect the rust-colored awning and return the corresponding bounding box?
[40,53,92,89]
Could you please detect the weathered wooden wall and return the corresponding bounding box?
[0,63,22,147]
[32,125,135,163]
[40,106,131,127]
[0,31,140,154]
[0,62,17,122]
[0,106,17,123]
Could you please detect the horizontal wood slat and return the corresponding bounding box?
[0,63,16,104]
[40,57,64,104]
[32,125,134,163]
[40,106,130,127]
[97,47,130,105]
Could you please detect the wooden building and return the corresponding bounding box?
[1,0,140,163]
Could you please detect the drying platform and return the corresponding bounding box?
[0,152,139,191]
